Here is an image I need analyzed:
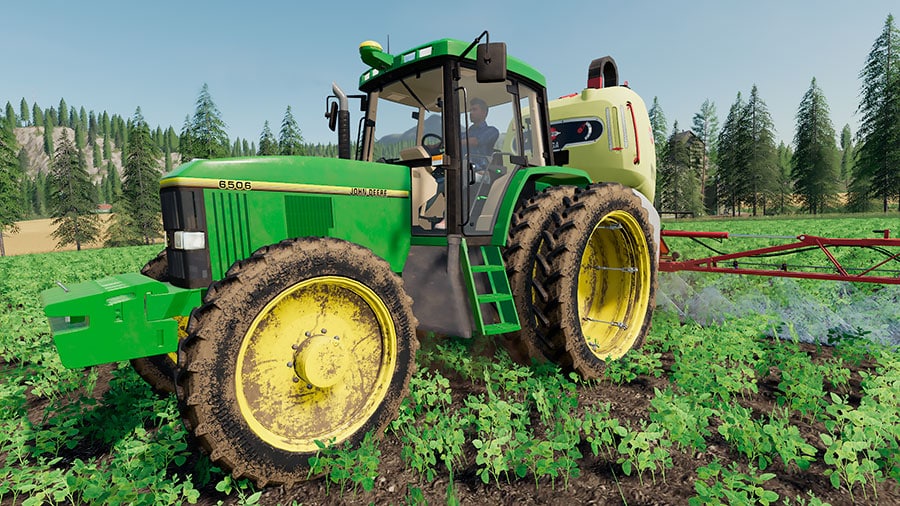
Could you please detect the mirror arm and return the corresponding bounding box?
[460,30,489,60]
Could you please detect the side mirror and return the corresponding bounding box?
[326,101,338,132]
[476,42,507,83]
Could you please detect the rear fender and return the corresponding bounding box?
[491,166,592,245]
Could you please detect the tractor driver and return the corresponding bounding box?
[428,97,500,230]
[428,98,499,230]
[463,98,499,170]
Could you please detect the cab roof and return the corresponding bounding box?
[358,38,546,90]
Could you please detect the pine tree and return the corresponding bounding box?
[839,124,854,187]
[184,83,230,160]
[232,138,242,157]
[278,106,305,155]
[19,162,33,218]
[70,106,78,129]
[153,127,163,150]
[93,142,102,168]
[5,102,17,129]
[103,132,112,160]
[0,123,23,256]
[658,123,705,216]
[179,114,194,161]
[165,126,179,152]
[48,132,99,251]
[88,111,98,145]
[106,108,162,246]
[74,120,87,149]
[717,92,750,216]
[242,139,250,157]
[43,115,54,157]
[107,160,122,201]
[47,107,58,126]
[258,121,278,155]
[791,78,839,214]
[32,103,43,127]
[33,170,48,217]
[855,14,900,212]
[101,111,111,136]
[648,97,668,163]
[58,98,68,127]
[113,115,127,151]
[742,85,778,216]
[165,144,173,172]
[692,99,719,213]
[20,98,30,127]
[775,142,793,214]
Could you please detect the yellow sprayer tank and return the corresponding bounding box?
[548,56,656,202]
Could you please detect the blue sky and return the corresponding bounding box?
[4,1,896,148]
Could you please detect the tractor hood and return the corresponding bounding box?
[162,156,411,195]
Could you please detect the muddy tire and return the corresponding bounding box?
[539,183,658,379]
[131,250,181,394]
[176,237,418,486]
[500,185,577,365]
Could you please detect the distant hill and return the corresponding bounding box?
[13,126,178,184]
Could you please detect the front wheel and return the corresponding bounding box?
[539,183,658,379]
[177,237,418,486]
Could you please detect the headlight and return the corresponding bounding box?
[173,231,206,250]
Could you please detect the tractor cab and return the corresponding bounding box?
[352,38,552,239]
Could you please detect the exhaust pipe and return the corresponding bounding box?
[331,82,352,159]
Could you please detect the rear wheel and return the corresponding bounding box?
[177,237,418,486]
[131,250,182,394]
[540,183,658,379]
[500,185,576,364]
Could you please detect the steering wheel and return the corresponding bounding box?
[422,133,443,156]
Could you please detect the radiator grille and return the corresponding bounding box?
[209,192,253,279]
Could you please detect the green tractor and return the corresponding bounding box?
[41,33,659,486]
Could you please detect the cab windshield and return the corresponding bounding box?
[363,63,548,235]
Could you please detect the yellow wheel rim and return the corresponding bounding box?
[235,276,397,452]
[167,315,189,364]
[578,211,651,360]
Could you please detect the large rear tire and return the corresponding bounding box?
[177,237,418,486]
[500,185,577,365]
[130,250,182,394]
[540,183,658,379]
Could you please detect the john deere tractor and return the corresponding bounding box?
[41,33,659,486]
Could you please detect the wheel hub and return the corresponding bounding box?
[292,330,350,388]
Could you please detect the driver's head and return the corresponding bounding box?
[469,98,488,124]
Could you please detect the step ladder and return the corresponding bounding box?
[459,238,520,336]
